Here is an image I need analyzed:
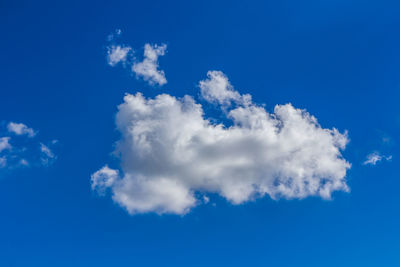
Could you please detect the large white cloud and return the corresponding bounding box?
[93,71,350,215]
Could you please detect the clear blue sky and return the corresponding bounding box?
[1,0,400,266]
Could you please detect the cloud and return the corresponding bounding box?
[132,44,167,86]
[0,137,11,152]
[0,123,57,171]
[107,28,122,42]
[0,156,6,168]
[363,152,392,165]
[200,71,250,106]
[91,165,119,195]
[106,45,132,67]
[40,143,57,166]
[92,71,350,215]
[19,158,29,166]
[7,122,36,137]
[105,30,167,86]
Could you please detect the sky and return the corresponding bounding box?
[1,0,400,266]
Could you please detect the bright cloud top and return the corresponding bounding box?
[92,71,351,215]
[363,151,392,165]
[132,44,167,86]
[7,122,36,137]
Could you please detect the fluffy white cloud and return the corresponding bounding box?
[106,45,132,66]
[93,71,350,215]
[0,137,11,152]
[363,152,392,165]
[7,122,36,137]
[132,44,167,86]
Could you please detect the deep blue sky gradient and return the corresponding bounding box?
[1,0,400,266]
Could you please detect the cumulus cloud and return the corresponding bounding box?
[132,44,167,86]
[92,71,350,215]
[0,137,11,152]
[106,45,132,67]
[7,122,36,137]
[363,152,392,165]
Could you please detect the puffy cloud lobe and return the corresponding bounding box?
[107,45,132,66]
[91,165,119,195]
[132,44,167,86]
[200,71,251,106]
[363,152,392,165]
[93,71,350,215]
[7,122,36,137]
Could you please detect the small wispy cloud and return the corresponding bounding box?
[7,122,36,137]
[106,45,132,67]
[107,28,122,42]
[105,29,167,86]
[363,151,392,166]
[40,142,57,166]
[132,43,167,86]
[0,122,58,171]
[0,156,6,168]
[0,137,11,152]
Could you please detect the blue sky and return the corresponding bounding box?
[1,0,400,266]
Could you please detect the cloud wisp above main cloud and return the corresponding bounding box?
[106,30,167,86]
[92,71,351,215]
[131,43,167,86]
